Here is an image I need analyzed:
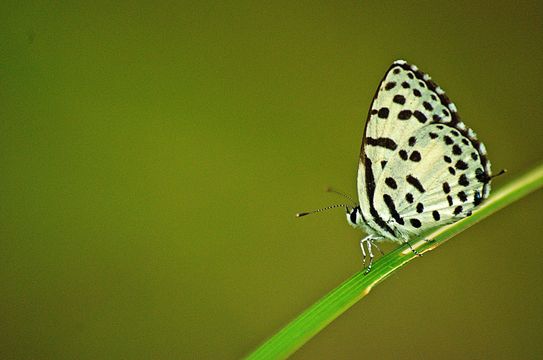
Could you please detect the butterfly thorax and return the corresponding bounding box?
[346,205,401,241]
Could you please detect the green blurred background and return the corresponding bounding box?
[1,1,542,359]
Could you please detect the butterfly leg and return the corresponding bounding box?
[364,240,375,274]
[360,235,383,274]
[371,241,385,256]
[404,240,422,257]
[359,237,368,269]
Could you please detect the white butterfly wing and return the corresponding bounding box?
[357,60,491,241]
[373,123,490,238]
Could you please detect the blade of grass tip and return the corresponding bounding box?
[245,162,543,360]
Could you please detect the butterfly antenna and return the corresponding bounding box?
[325,187,357,207]
[491,169,507,179]
[296,203,350,218]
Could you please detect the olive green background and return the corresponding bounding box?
[1,1,542,359]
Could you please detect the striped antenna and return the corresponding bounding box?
[296,203,350,218]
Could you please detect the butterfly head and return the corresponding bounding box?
[346,205,363,228]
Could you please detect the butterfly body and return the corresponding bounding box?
[350,60,492,270]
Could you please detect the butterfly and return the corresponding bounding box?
[344,60,494,273]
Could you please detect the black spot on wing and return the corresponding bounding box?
[385,81,396,90]
[393,94,406,105]
[406,175,425,193]
[452,144,462,155]
[423,101,433,111]
[378,107,390,119]
[459,174,469,186]
[409,151,421,162]
[366,137,397,150]
[383,194,404,225]
[413,111,427,124]
[385,177,397,189]
[398,110,412,120]
[410,218,422,228]
[455,160,468,170]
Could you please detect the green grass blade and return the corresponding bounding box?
[245,162,543,360]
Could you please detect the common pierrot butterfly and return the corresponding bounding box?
[298,60,498,273]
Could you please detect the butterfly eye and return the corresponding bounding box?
[349,207,359,225]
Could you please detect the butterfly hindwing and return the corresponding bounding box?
[373,123,489,238]
[357,60,492,241]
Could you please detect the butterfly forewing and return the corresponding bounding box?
[357,60,492,241]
